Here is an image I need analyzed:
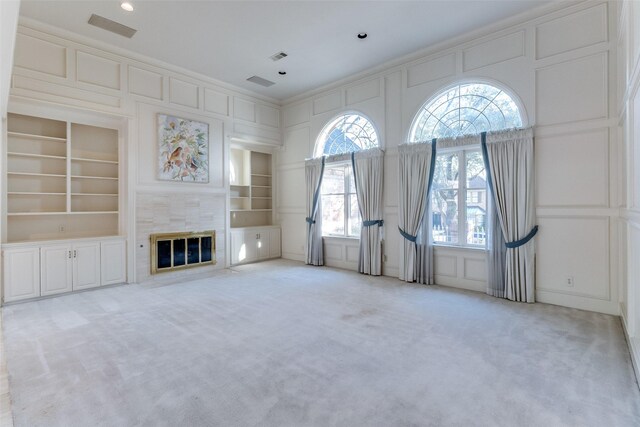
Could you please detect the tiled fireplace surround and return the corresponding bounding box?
[136,192,226,283]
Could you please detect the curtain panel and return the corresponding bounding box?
[351,148,385,275]
[305,157,325,266]
[482,128,537,302]
[397,142,435,282]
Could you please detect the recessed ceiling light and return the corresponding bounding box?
[278,71,287,76]
[357,32,368,39]
[121,2,134,12]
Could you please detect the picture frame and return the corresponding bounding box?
[157,114,209,182]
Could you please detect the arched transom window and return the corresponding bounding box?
[315,113,378,157]
[408,83,522,142]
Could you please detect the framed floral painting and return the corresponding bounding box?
[157,114,209,182]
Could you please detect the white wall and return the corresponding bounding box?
[617,0,640,379]
[0,0,20,118]
[5,18,284,284]
[277,0,620,314]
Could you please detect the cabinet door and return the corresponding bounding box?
[269,228,281,258]
[230,230,244,265]
[244,231,259,262]
[101,240,126,286]
[73,242,101,290]
[257,230,270,260]
[41,245,73,296]
[3,248,40,302]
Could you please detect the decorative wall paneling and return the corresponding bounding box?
[278,0,619,314]
[12,21,282,146]
[618,0,640,382]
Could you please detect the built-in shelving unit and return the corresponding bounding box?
[5,113,120,243]
[229,148,273,228]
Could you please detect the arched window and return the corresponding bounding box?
[315,113,378,157]
[408,83,523,248]
[315,113,379,238]
[408,83,522,142]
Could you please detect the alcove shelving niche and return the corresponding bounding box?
[229,148,272,228]
[228,147,280,266]
[5,113,119,243]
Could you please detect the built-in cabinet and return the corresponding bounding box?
[230,226,281,265]
[230,148,273,228]
[2,111,126,303]
[5,113,120,243]
[229,147,280,265]
[3,238,126,303]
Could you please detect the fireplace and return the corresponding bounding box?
[150,231,216,274]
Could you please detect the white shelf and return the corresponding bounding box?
[231,196,250,199]
[251,185,272,188]
[7,172,66,178]
[71,157,118,165]
[7,152,66,160]
[7,131,66,142]
[8,212,67,216]
[69,211,118,215]
[251,197,272,199]
[71,175,118,181]
[8,192,65,196]
[251,173,272,177]
[71,193,118,197]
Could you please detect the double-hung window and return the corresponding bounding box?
[431,149,487,247]
[320,163,360,237]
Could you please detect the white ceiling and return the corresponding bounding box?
[19,0,553,101]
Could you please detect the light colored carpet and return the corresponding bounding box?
[2,259,639,426]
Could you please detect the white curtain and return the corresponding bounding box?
[482,128,537,302]
[352,148,384,275]
[305,157,325,266]
[398,142,435,282]
[486,189,507,298]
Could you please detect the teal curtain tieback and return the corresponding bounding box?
[363,220,384,227]
[505,225,538,249]
[398,227,417,242]
[305,217,316,224]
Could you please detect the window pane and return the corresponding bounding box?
[431,189,458,244]
[433,153,459,188]
[349,194,361,237]
[348,165,356,193]
[466,190,487,246]
[466,151,486,188]
[321,194,344,235]
[321,165,345,194]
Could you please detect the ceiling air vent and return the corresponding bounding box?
[246,76,275,87]
[270,51,288,61]
[88,14,137,38]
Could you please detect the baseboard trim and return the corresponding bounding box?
[620,304,640,392]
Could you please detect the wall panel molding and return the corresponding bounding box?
[463,31,525,71]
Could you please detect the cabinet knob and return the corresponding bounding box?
[74,250,77,258]
[69,251,72,259]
